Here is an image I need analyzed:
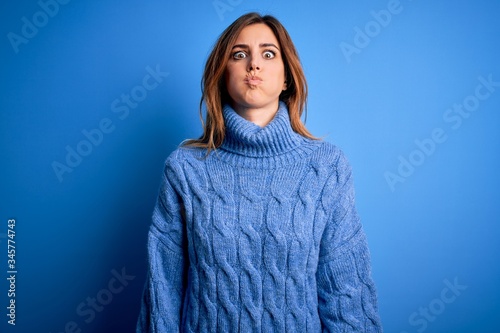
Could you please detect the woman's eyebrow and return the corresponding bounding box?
[231,43,280,50]
[231,44,249,50]
[260,43,280,50]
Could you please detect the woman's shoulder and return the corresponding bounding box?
[157,146,209,187]
[163,145,207,168]
[309,140,353,174]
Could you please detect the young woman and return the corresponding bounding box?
[137,12,382,332]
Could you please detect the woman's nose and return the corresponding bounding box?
[247,55,261,72]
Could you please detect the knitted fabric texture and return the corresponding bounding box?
[137,102,383,332]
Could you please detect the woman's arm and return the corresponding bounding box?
[316,152,383,332]
[136,158,188,333]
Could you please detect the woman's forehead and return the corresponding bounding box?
[233,23,279,46]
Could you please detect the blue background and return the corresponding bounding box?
[1,0,499,332]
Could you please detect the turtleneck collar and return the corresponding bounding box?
[210,101,321,169]
[221,101,306,158]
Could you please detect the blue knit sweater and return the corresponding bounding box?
[137,102,382,332]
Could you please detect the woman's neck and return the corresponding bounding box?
[231,100,280,127]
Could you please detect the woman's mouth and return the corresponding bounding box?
[244,76,263,85]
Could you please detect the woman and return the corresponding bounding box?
[137,12,382,332]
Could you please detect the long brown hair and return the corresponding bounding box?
[183,12,316,151]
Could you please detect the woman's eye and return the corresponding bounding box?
[263,51,276,59]
[233,51,246,59]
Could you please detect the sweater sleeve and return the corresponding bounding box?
[136,158,188,333]
[316,152,383,332]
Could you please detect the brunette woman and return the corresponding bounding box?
[137,12,383,332]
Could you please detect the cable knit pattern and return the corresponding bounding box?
[137,102,383,332]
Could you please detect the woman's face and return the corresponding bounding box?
[225,23,287,113]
